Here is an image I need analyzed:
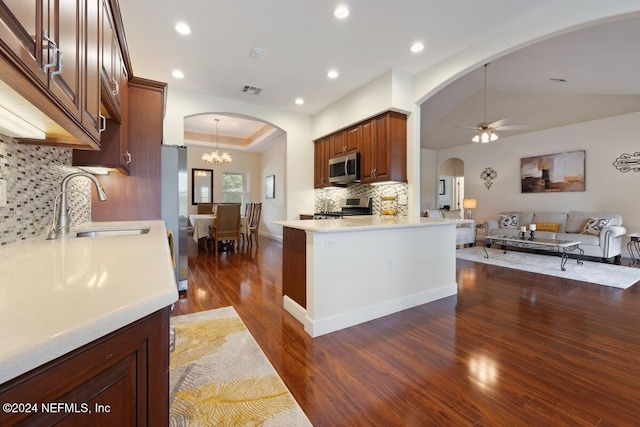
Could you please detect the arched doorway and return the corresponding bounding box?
[437,157,464,213]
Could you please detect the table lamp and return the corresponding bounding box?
[463,198,477,219]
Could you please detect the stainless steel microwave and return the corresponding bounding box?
[328,152,360,184]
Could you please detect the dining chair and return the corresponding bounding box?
[248,202,262,246]
[241,202,253,244]
[197,203,214,214]
[208,203,241,254]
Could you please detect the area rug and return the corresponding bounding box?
[456,246,640,289]
[170,306,312,426]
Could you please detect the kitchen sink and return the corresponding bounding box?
[74,227,151,238]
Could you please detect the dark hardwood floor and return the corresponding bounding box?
[173,237,640,426]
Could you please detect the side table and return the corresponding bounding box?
[628,233,640,267]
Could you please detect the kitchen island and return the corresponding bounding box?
[274,216,470,337]
[0,220,178,425]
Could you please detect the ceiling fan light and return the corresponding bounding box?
[480,131,490,143]
[472,134,480,143]
[490,132,498,141]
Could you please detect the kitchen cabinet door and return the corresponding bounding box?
[46,0,82,121]
[330,130,345,156]
[81,0,101,139]
[0,308,170,426]
[314,136,331,188]
[0,0,47,85]
[100,0,124,122]
[344,124,360,153]
[360,111,407,184]
[360,120,375,182]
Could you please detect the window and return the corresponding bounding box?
[222,172,248,204]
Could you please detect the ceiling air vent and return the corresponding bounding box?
[242,85,262,95]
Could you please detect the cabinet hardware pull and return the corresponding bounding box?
[124,151,132,164]
[99,114,106,133]
[42,33,57,72]
[111,78,119,96]
[50,50,63,78]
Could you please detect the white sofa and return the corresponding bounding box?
[424,209,476,246]
[483,211,626,263]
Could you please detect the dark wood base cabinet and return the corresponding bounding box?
[282,227,307,308]
[0,307,170,426]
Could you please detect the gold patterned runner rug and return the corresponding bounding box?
[170,306,312,426]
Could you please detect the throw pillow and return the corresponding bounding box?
[582,218,612,236]
[531,223,561,233]
[498,214,519,229]
[426,209,443,219]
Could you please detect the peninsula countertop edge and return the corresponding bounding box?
[274,216,474,233]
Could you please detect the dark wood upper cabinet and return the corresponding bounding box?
[99,0,125,121]
[0,0,132,149]
[81,0,101,140]
[314,111,407,187]
[314,136,331,188]
[360,111,406,184]
[46,0,82,123]
[0,1,48,85]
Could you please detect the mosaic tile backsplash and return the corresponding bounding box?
[0,134,91,246]
[314,183,409,217]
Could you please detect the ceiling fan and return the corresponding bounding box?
[464,63,529,143]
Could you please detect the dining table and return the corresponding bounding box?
[188,214,248,247]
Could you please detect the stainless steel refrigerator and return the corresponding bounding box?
[161,145,188,292]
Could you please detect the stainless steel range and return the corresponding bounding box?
[313,197,372,219]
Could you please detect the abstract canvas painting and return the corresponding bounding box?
[521,150,585,193]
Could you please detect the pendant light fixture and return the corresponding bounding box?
[202,118,232,165]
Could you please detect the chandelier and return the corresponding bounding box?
[202,118,232,165]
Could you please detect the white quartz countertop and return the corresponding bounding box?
[274,216,473,233]
[0,220,178,384]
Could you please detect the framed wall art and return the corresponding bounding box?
[265,174,275,199]
[438,179,445,195]
[520,150,585,193]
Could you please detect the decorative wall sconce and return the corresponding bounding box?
[613,152,640,173]
[481,167,497,189]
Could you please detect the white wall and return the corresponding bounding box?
[164,88,314,223]
[259,134,286,240]
[312,70,413,140]
[436,111,640,245]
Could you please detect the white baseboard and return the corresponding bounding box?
[283,296,307,326]
[304,283,457,338]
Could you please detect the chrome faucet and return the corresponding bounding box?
[48,172,107,239]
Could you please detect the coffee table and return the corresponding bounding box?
[484,235,584,271]
[628,233,640,266]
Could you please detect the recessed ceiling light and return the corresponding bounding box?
[327,69,339,79]
[172,70,184,79]
[334,6,350,19]
[175,22,191,35]
[250,47,266,57]
[410,42,424,53]
[295,98,304,105]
